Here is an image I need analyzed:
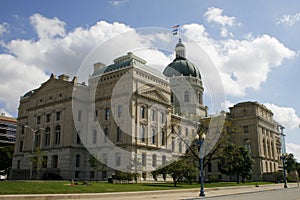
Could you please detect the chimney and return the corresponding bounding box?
[58,74,69,81]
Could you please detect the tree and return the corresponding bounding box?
[127,156,143,183]
[89,155,105,181]
[0,146,14,175]
[284,153,297,174]
[29,147,47,179]
[219,144,253,184]
[152,158,198,186]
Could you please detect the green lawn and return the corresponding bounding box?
[0,181,273,195]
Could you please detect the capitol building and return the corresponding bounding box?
[11,39,285,181]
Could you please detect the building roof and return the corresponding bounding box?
[163,56,201,79]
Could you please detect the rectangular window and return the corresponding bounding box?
[117,127,122,142]
[208,162,212,172]
[142,153,146,167]
[151,109,155,121]
[19,140,23,152]
[93,130,97,144]
[161,129,165,145]
[140,126,145,142]
[243,126,249,133]
[117,105,122,118]
[36,116,41,125]
[94,110,98,122]
[116,153,121,166]
[140,106,146,118]
[152,154,157,167]
[76,155,80,167]
[56,111,61,121]
[78,110,81,121]
[185,127,188,136]
[46,113,51,123]
[171,138,175,151]
[105,108,110,120]
[76,133,81,144]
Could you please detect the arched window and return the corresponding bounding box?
[184,91,190,102]
[54,125,61,145]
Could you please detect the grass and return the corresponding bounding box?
[0,181,273,195]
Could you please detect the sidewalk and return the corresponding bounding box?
[0,183,298,200]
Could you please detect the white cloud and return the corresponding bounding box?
[181,24,296,96]
[109,0,127,8]
[286,143,300,162]
[30,13,66,39]
[204,7,239,37]
[0,22,9,36]
[277,12,300,26]
[264,103,300,130]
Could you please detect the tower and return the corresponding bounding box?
[163,39,206,117]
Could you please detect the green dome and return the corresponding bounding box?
[163,57,201,79]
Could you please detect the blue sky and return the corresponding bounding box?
[0,0,300,160]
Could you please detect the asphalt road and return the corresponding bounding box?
[193,188,300,200]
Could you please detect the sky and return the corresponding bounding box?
[0,0,299,160]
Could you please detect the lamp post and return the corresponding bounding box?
[280,153,288,188]
[24,125,44,180]
[195,123,207,197]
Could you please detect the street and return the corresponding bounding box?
[191,188,300,200]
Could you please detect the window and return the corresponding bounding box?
[46,113,51,123]
[117,105,122,118]
[17,160,20,169]
[75,171,80,178]
[117,127,122,142]
[76,154,80,167]
[179,140,182,153]
[56,111,61,121]
[185,127,188,136]
[54,125,61,145]
[160,112,165,123]
[140,106,146,118]
[162,155,167,165]
[76,132,81,144]
[140,125,145,142]
[151,128,155,144]
[90,171,95,179]
[78,110,81,121]
[151,109,155,121]
[104,128,109,143]
[161,130,165,145]
[93,129,97,144]
[36,116,41,125]
[172,138,175,151]
[35,131,41,147]
[19,140,23,152]
[142,153,146,167]
[116,153,121,166]
[103,153,108,165]
[244,139,251,153]
[152,154,157,167]
[102,171,107,179]
[94,110,98,122]
[105,108,110,120]
[243,126,249,133]
[44,127,51,146]
[52,155,58,168]
[208,162,212,172]
[42,156,48,168]
[21,125,24,134]
[184,91,190,102]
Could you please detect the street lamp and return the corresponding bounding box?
[24,125,44,180]
[280,153,288,188]
[195,123,207,197]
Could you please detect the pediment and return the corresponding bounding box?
[138,87,170,105]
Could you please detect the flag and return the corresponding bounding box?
[172,25,180,28]
[172,29,178,35]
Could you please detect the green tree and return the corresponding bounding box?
[29,147,46,180]
[89,155,105,182]
[284,153,297,174]
[219,144,253,184]
[0,146,14,175]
